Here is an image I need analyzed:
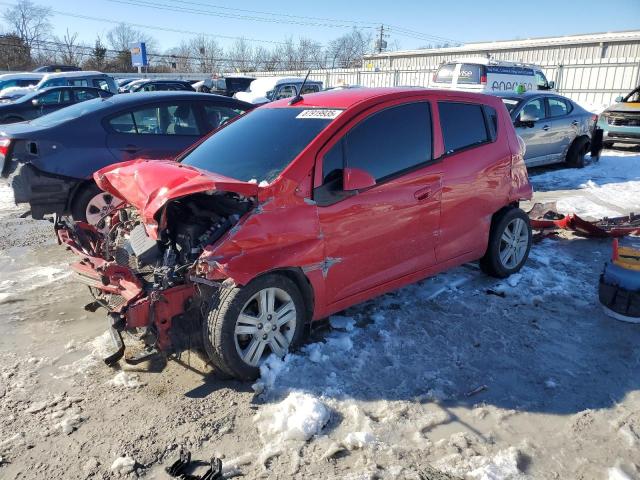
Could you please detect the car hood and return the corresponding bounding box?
[604,102,640,114]
[234,91,269,105]
[94,159,260,227]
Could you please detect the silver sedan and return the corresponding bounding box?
[494,92,595,168]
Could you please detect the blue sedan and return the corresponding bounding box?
[0,91,253,225]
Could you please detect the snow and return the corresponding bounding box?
[108,371,145,389]
[467,448,523,480]
[343,431,376,450]
[110,455,136,475]
[254,391,329,443]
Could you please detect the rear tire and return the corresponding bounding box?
[480,207,532,279]
[566,136,589,168]
[202,274,307,380]
[70,181,122,228]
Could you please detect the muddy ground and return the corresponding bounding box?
[1,149,639,480]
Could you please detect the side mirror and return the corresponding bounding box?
[615,96,624,103]
[548,81,555,90]
[516,113,536,128]
[343,167,376,191]
[31,98,40,107]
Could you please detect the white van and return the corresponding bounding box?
[432,57,554,93]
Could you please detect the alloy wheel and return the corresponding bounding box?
[499,218,529,269]
[234,287,297,367]
[85,192,121,227]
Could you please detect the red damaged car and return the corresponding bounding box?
[56,87,533,379]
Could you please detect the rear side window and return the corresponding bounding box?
[484,106,498,141]
[434,64,455,84]
[202,104,245,131]
[458,64,485,84]
[108,104,200,135]
[547,97,572,117]
[301,84,320,94]
[345,102,432,181]
[93,79,109,90]
[74,89,99,102]
[439,102,489,154]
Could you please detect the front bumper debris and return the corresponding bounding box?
[55,218,198,364]
[527,202,640,238]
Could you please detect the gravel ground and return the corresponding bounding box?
[1,149,639,480]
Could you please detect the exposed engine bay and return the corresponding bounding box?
[58,190,254,365]
[105,191,253,295]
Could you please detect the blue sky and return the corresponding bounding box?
[6,0,640,52]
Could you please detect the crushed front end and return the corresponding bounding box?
[56,187,255,366]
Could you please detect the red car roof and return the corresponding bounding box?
[264,87,500,110]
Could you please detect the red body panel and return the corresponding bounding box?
[62,88,532,345]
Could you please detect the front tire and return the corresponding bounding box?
[202,274,307,380]
[71,182,122,228]
[480,207,532,279]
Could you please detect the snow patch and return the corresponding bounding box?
[343,431,376,450]
[108,371,145,389]
[467,447,522,480]
[110,456,136,475]
[330,315,356,331]
[254,391,329,442]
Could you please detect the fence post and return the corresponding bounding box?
[394,70,399,87]
[357,70,361,86]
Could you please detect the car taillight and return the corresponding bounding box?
[0,138,10,158]
[480,74,487,84]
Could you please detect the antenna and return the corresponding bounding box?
[289,69,311,105]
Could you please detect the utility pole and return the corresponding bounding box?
[376,25,388,54]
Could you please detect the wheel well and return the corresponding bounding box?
[571,134,590,151]
[65,179,93,212]
[256,268,315,325]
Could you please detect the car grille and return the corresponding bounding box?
[609,131,640,139]
[607,112,640,127]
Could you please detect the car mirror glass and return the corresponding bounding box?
[343,167,376,191]
[615,96,624,103]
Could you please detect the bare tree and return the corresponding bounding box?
[189,35,224,74]
[2,0,51,52]
[0,33,31,70]
[107,23,157,71]
[227,38,255,73]
[163,41,193,72]
[55,29,86,66]
[327,29,372,68]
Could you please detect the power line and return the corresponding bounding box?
[0,1,288,45]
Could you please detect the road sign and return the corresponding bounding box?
[130,42,148,67]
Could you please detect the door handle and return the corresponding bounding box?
[120,144,140,154]
[414,187,432,201]
[541,125,550,131]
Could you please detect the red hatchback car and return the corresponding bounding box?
[57,87,533,379]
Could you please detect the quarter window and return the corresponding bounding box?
[535,71,549,88]
[322,140,344,184]
[485,106,498,141]
[547,97,571,117]
[345,102,432,181]
[439,102,489,154]
[93,79,109,91]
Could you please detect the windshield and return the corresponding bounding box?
[181,108,339,183]
[500,97,522,113]
[623,87,640,103]
[29,97,108,127]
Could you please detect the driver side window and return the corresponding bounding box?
[519,98,545,122]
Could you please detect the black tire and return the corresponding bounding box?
[565,136,590,168]
[480,207,532,279]
[202,273,307,380]
[70,181,119,225]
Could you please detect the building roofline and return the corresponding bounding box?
[364,29,640,59]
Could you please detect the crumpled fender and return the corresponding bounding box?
[196,193,325,287]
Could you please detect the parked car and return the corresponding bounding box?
[116,78,141,92]
[1,92,253,223]
[433,58,554,93]
[597,86,640,148]
[118,78,147,93]
[55,87,533,379]
[127,80,195,93]
[0,71,118,100]
[492,91,595,168]
[194,76,255,96]
[0,73,44,95]
[234,76,323,104]
[0,86,113,124]
[33,65,81,73]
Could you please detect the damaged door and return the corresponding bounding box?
[314,101,442,305]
